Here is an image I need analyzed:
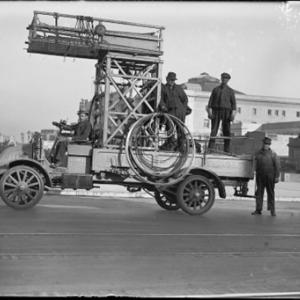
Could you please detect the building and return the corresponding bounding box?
[41,129,57,149]
[183,73,300,141]
[288,135,300,172]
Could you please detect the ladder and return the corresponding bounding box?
[26,11,165,148]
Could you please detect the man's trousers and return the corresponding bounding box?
[255,174,275,212]
[208,108,232,152]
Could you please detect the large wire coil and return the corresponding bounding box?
[125,113,195,186]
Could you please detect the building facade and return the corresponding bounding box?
[183,73,300,140]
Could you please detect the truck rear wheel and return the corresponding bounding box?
[177,175,215,215]
[154,190,180,211]
[0,166,44,209]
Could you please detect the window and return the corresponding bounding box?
[268,109,272,116]
[282,110,286,117]
[275,110,279,116]
[297,112,300,118]
[203,119,210,128]
[252,108,257,115]
[268,133,278,141]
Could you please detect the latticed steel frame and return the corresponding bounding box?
[92,52,163,148]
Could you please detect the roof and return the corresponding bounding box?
[257,121,300,135]
[183,72,245,94]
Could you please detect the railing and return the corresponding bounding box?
[27,11,164,57]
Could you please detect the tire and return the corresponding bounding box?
[0,166,44,209]
[177,175,215,215]
[154,190,180,211]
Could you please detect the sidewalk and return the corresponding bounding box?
[60,180,300,202]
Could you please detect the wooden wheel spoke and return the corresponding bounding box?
[16,170,22,182]
[22,170,28,181]
[8,175,19,185]
[4,189,17,198]
[26,174,36,184]
[27,188,38,194]
[18,193,28,204]
[23,191,35,202]
[4,182,18,188]
[8,191,18,202]
[192,201,197,209]
[183,190,190,196]
[193,181,199,190]
[27,182,40,188]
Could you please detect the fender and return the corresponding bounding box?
[7,159,52,188]
[189,168,226,198]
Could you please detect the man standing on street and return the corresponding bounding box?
[207,72,236,153]
[252,137,281,216]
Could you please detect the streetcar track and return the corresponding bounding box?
[0,232,300,237]
[1,251,300,257]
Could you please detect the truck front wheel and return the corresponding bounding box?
[0,166,44,209]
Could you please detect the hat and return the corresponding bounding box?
[221,72,231,79]
[166,72,177,80]
[77,109,89,116]
[263,137,272,145]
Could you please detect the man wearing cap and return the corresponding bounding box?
[159,72,189,151]
[159,72,189,123]
[207,72,236,153]
[71,109,92,142]
[252,137,280,216]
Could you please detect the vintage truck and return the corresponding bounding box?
[0,11,255,215]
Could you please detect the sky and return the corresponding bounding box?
[0,1,300,140]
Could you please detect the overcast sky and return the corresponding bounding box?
[0,1,300,140]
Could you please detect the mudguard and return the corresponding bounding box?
[0,145,51,187]
[189,168,226,198]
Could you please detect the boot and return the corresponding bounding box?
[251,210,262,215]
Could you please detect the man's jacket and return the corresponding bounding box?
[73,119,92,141]
[63,120,92,141]
[208,84,236,110]
[255,148,280,179]
[159,84,188,120]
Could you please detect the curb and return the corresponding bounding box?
[54,190,300,202]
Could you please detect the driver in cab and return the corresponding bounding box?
[50,109,92,167]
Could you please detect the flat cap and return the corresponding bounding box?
[77,109,89,115]
[166,72,177,80]
[263,137,272,145]
[221,72,231,79]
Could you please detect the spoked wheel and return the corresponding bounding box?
[154,190,180,211]
[0,166,44,209]
[177,175,215,215]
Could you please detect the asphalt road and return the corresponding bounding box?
[0,194,300,297]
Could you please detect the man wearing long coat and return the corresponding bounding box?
[159,72,189,151]
[252,137,280,216]
[159,72,189,123]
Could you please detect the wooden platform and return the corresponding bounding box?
[26,11,164,59]
[91,148,255,180]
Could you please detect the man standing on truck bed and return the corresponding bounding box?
[159,71,190,151]
[207,72,236,153]
[159,71,189,123]
[252,137,280,216]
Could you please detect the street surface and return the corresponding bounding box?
[0,192,300,297]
